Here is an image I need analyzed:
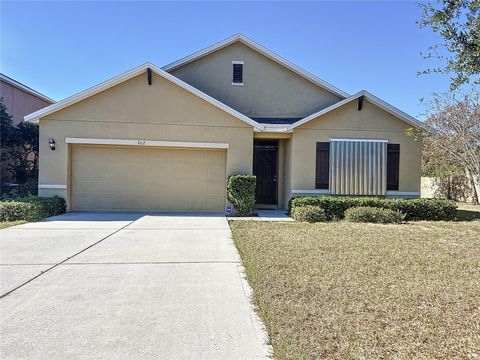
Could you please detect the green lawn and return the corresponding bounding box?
[231,220,480,360]
[0,220,26,229]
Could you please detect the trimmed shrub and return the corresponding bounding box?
[345,206,405,224]
[0,201,43,222]
[0,196,66,222]
[227,175,256,216]
[292,205,327,223]
[26,196,66,217]
[288,196,386,220]
[385,199,457,221]
[289,196,457,221]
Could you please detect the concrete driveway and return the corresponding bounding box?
[0,212,270,360]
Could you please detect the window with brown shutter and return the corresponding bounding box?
[232,63,243,83]
[316,142,330,189]
[387,144,400,190]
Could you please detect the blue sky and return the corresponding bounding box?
[1,1,448,120]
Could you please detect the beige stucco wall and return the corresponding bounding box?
[170,42,342,118]
[283,139,293,209]
[38,72,253,210]
[290,100,422,199]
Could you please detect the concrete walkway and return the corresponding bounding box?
[0,212,270,360]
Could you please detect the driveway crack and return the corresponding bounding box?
[0,218,139,299]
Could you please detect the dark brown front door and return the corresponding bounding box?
[253,140,278,205]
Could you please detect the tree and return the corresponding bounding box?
[0,98,39,194]
[418,0,480,90]
[411,88,480,203]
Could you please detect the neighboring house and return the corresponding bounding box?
[0,73,54,184]
[25,34,423,212]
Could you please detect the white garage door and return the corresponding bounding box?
[71,145,226,211]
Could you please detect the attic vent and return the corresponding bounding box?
[232,61,244,86]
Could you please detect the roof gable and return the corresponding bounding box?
[162,34,349,99]
[286,91,424,131]
[24,63,264,130]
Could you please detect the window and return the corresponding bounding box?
[315,142,330,189]
[329,139,388,195]
[387,144,400,190]
[232,61,244,85]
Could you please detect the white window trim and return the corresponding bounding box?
[291,190,420,197]
[65,137,229,149]
[291,189,330,195]
[38,184,67,189]
[330,138,388,143]
[232,60,244,86]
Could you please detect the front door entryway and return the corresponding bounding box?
[253,140,278,205]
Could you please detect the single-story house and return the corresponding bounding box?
[25,34,423,212]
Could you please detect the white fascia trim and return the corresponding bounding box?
[38,184,67,189]
[0,73,55,103]
[261,125,292,133]
[23,63,264,131]
[331,138,388,143]
[287,95,357,130]
[65,137,230,149]
[288,91,425,131]
[386,191,420,196]
[162,34,349,99]
[291,189,330,194]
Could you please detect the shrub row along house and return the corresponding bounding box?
[25,34,423,212]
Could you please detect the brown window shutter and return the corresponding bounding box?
[387,144,400,190]
[316,142,330,189]
[233,64,243,83]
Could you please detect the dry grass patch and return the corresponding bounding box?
[230,220,480,360]
[0,220,26,229]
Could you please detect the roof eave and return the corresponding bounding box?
[24,62,264,131]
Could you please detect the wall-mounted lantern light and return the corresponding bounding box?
[48,138,56,151]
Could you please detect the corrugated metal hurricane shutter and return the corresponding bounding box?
[329,139,387,195]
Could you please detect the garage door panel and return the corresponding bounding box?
[71,146,226,211]
[208,165,225,181]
